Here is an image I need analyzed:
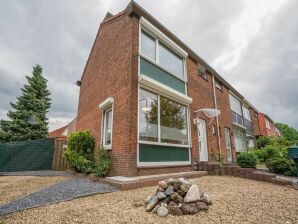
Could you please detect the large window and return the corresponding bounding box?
[103,107,113,148]
[140,29,184,80]
[139,88,189,145]
[141,31,156,61]
[265,118,271,130]
[229,93,243,126]
[234,128,247,152]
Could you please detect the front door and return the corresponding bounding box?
[224,128,232,162]
[198,119,208,161]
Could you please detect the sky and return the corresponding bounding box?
[0,0,297,131]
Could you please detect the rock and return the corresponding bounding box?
[152,205,160,213]
[179,177,193,187]
[181,203,198,215]
[170,192,183,203]
[201,193,212,205]
[157,206,169,217]
[158,180,168,189]
[165,178,176,185]
[177,190,186,196]
[145,195,153,205]
[164,185,175,195]
[160,203,167,207]
[180,184,190,193]
[160,197,170,204]
[145,195,159,212]
[173,181,182,190]
[168,201,183,216]
[196,201,209,211]
[184,184,200,203]
[157,191,167,200]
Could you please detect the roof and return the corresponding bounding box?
[49,125,67,140]
[124,1,258,111]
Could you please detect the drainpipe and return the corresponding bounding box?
[212,74,222,160]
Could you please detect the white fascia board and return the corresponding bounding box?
[99,97,114,109]
[139,75,192,104]
[140,17,188,58]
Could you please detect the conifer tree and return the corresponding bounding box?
[0,65,51,142]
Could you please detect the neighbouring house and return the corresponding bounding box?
[258,113,282,137]
[49,118,77,140]
[75,1,277,176]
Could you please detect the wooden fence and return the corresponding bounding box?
[52,139,68,171]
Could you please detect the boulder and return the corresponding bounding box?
[164,185,175,196]
[170,192,183,203]
[180,184,190,193]
[158,180,168,189]
[157,192,167,200]
[184,184,200,203]
[177,190,186,196]
[196,201,209,211]
[157,206,169,217]
[152,205,160,213]
[160,197,170,204]
[145,195,159,212]
[201,193,212,205]
[168,201,183,216]
[181,203,198,215]
[145,195,153,205]
[173,181,182,191]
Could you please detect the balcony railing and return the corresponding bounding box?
[231,111,243,126]
[244,118,253,134]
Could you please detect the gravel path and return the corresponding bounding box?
[0,178,117,216]
[0,170,73,176]
[0,176,297,224]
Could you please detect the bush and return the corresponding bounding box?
[250,149,267,163]
[237,152,257,168]
[266,157,297,176]
[64,131,112,176]
[256,136,271,149]
[64,131,95,174]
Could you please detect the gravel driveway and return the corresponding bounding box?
[0,176,297,224]
[0,177,117,216]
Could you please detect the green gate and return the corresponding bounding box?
[0,139,54,172]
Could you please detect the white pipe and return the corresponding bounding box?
[212,75,222,158]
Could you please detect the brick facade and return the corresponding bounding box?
[258,112,280,137]
[75,3,276,177]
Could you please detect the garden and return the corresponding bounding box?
[237,136,297,176]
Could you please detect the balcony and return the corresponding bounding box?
[231,111,243,127]
[244,118,253,134]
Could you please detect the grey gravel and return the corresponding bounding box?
[0,177,117,216]
[0,170,73,176]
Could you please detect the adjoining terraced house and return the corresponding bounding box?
[76,1,272,176]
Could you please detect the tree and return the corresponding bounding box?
[0,65,51,142]
[275,123,298,144]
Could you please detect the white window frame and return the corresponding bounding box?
[265,118,271,130]
[215,79,222,90]
[137,85,191,167]
[99,97,114,150]
[139,18,187,83]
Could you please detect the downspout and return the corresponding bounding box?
[212,74,222,160]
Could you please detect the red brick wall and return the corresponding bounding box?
[258,112,278,137]
[251,108,260,136]
[76,13,139,176]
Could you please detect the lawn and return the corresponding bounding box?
[0,176,297,224]
[0,175,72,205]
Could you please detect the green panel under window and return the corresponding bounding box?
[140,58,186,94]
[139,144,189,162]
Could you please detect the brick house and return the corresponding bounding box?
[258,113,282,137]
[75,2,273,176]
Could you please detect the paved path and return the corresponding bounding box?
[0,178,117,216]
[0,170,73,176]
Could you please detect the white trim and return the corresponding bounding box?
[139,140,190,148]
[233,122,247,130]
[139,75,192,104]
[140,17,188,58]
[138,161,191,167]
[99,97,114,109]
[102,106,113,150]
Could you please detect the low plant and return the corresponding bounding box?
[93,147,112,177]
[266,157,296,176]
[237,152,257,168]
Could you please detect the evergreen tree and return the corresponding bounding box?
[0,65,51,142]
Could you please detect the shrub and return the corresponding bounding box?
[256,136,272,149]
[93,147,112,177]
[266,157,297,176]
[250,149,267,163]
[237,152,257,168]
[64,131,95,174]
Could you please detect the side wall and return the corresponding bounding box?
[76,13,139,176]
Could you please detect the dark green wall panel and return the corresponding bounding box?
[140,58,186,94]
[139,144,189,162]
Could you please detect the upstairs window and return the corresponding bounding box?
[242,106,251,121]
[198,64,207,79]
[215,79,222,90]
[229,94,242,115]
[141,30,156,61]
[140,29,185,80]
[265,118,271,130]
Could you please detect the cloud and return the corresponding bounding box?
[0,0,297,131]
